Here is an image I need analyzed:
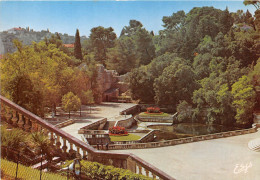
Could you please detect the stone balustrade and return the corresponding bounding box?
[107,126,258,150]
[0,95,174,180]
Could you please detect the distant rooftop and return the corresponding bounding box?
[63,44,74,48]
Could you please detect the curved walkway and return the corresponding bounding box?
[111,129,260,180]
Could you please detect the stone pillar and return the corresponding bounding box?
[50,132,55,145]
[145,169,149,177]
[82,150,87,159]
[24,117,31,132]
[69,142,74,156]
[1,103,6,121]
[138,165,142,175]
[126,157,136,173]
[56,135,61,149]
[62,138,67,153]
[30,120,37,132]
[5,107,13,128]
[152,173,156,179]
[11,111,18,127]
[17,113,24,129]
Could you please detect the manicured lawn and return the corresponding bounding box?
[139,112,170,117]
[1,158,66,180]
[110,134,141,141]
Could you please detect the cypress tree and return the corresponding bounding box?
[74,29,83,60]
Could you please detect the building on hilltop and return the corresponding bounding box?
[7,27,24,34]
[63,44,75,48]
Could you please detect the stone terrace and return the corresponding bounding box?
[61,102,136,140]
[111,129,260,180]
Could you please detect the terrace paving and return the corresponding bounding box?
[59,103,260,179]
[111,129,260,180]
[61,102,136,140]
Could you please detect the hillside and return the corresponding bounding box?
[0,27,87,54]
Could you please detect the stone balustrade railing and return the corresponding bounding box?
[108,126,257,150]
[0,95,174,180]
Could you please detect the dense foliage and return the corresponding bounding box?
[1,36,95,116]
[126,6,259,127]
[61,160,151,180]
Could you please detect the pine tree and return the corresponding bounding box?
[74,29,83,60]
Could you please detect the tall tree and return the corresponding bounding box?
[231,76,256,126]
[219,7,233,35]
[62,92,81,118]
[74,29,83,60]
[89,26,117,64]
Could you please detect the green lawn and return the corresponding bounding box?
[139,112,170,117]
[110,134,141,141]
[1,158,66,180]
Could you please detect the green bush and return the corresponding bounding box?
[61,160,152,180]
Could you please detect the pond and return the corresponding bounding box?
[148,123,240,141]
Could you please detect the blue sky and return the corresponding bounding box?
[0,1,256,37]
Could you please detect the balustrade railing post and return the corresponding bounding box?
[145,169,149,177]
[17,113,24,129]
[24,117,31,132]
[5,106,13,128]
[1,103,6,120]
[138,165,142,175]
[152,173,156,179]
[50,132,55,145]
[62,138,68,153]
[82,149,87,159]
[11,110,18,127]
[69,142,75,156]
[30,120,37,132]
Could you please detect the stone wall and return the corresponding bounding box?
[114,115,135,129]
[119,105,140,115]
[136,115,173,123]
[78,118,107,133]
[55,119,75,128]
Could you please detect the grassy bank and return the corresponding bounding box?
[110,133,141,141]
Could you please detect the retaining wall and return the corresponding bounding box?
[78,118,107,134]
[119,105,140,115]
[114,115,135,129]
[55,119,75,128]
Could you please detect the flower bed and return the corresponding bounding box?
[109,126,128,136]
[146,107,161,113]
